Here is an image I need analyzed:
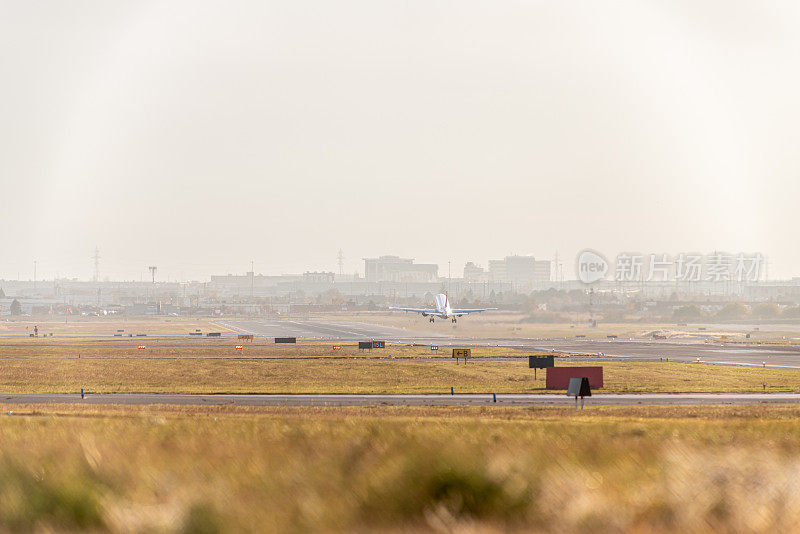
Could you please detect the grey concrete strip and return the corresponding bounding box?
[1,392,800,407]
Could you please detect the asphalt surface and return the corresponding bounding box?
[214,319,447,341]
[526,339,800,368]
[5,318,800,369]
[1,392,800,407]
[216,319,800,369]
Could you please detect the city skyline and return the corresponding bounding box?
[0,249,785,284]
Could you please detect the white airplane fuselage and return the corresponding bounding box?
[390,293,496,322]
[422,293,453,319]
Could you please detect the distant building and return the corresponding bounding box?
[534,260,551,282]
[488,259,507,282]
[363,256,439,283]
[303,271,335,283]
[463,262,488,282]
[488,255,551,286]
[209,273,302,292]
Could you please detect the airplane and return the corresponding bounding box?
[389,293,497,323]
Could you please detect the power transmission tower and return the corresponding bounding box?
[93,247,100,282]
[554,251,562,288]
[337,249,344,276]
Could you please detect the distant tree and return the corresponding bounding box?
[782,306,800,319]
[752,302,780,320]
[520,296,539,314]
[568,289,585,302]
[672,305,705,323]
[0,287,5,299]
[316,289,344,306]
[9,299,21,316]
[714,302,750,321]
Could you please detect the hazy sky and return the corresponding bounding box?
[2,1,800,281]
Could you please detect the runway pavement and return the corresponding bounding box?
[11,319,796,369]
[3,392,800,407]
[525,339,800,369]
[216,318,800,369]
[214,319,447,341]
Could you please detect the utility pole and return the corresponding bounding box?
[92,247,100,282]
[448,260,451,301]
[554,251,563,289]
[553,251,557,288]
[337,249,344,276]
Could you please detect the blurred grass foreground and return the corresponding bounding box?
[0,404,798,533]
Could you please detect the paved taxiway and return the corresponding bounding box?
[216,319,800,369]
[214,319,448,341]
[528,339,800,368]
[6,319,796,369]
[3,392,800,407]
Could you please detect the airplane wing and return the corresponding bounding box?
[450,307,498,315]
[389,307,438,314]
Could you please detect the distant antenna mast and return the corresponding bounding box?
[148,266,157,284]
[448,260,451,300]
[93,247,100,282]
[554,250,563,288]
[337,249,345,276]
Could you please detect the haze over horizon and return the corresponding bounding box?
[3,2,800,282]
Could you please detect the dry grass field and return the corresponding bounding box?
[0,341,531,359]
[0,318,231,336]
[0,403,799,533]
[1,323,799,533]
[0,342,795,393]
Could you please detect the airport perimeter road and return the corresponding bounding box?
[3,393,800,407]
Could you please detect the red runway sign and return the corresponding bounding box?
[431,346,439,351]
[137,345,146,350]
[546,367,603,389]
[333,345,341,350]
[235,344,244,350]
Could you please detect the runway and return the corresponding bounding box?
[12,319,786,369]
[525,339,800,369]
[214,319,448,341]
[216,319,800,369]
[3,392,800,407]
